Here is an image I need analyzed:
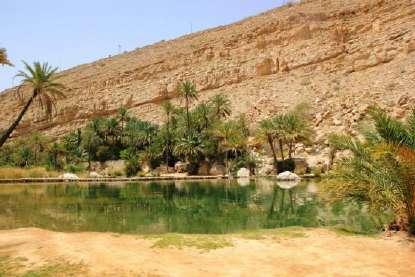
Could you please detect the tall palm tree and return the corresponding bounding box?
[117,106,130,139]
[161,101,176,166]
[81,128,102,170]
[278,112,313,159]
[0,48,12,66]
[193,101,212,131]
[258,119,279,169]
[0,62,65,148]
[178,81,198,134]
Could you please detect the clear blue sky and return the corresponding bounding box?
[0,0,286,91]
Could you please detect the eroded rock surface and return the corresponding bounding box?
[0,0,414,140]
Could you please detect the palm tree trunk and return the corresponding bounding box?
[225,151,230,177]
[185,97,190,134]
[407,201,415,235]
[288,142,293,159]
[0,91,37,148]
[87,151,91,171]
[328,148,336,170]
[267,134,278,169]
[409,217,415,235]
[278,139,285,160]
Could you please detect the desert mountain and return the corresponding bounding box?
[0,0,414,145]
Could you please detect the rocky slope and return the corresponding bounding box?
[0,0,414,144]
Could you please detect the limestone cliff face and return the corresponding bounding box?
[0,0,414,142]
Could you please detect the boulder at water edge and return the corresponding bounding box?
[59,173,80,180]
[209,163,226,176]
[258,164,275,176]
[237,168,250,178]
[174,161,188,173]
[89,172,103,178]
[276,171,301,181]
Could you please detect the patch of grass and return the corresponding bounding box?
[273,228,308,238]
[239,232,267,240]
[0,167,59,179]
[147,234,233,251]
[0,256,21,277]
[330,227,378,237]
[241,227,308,240]
[0,256,86,277]
[145,228,309,250]
[22,261,86,277]
[237,227,309,242]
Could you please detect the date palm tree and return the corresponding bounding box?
[0,62,65,148]
[160,101,176,166]
[214,120,248,175]
[326,107,415,234]
[174,133,205,164]
[117,107,130,142]
[178,81,198,134]
[258,119,279,170]
[210,94,231,119]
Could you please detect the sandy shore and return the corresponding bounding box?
[0,228,414,276]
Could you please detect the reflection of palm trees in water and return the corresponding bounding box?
[267,185,299,225]
[161,183,176,231]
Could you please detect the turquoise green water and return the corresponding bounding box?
[0,179,391,234]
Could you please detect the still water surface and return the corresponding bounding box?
[0,179,390,234]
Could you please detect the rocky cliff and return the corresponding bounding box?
[0,0,414,145]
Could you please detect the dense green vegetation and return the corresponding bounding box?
[0,80,312,177]
[258,103,313,169]
[326,107,415,234]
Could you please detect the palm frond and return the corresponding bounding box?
[0,48,12,66]
[15,61,66,119]
[369,106,413,148]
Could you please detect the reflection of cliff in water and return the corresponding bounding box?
[0,179,390,234]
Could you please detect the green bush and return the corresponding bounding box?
[64,163,85,174]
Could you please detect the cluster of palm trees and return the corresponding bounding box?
[258,103,313,171]
[326,107,415,234]
[2,49,415,236]
[0,53,313,177]
[0,51,313,177]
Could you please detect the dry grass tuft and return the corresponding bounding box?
[0,167,59,179]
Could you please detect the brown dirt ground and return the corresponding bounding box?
[0,228,414,277]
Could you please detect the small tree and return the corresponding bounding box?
[81,128,102,170]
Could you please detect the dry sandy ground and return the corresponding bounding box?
[0,228,414,277]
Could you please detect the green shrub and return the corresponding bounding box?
[64,163,85,173]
